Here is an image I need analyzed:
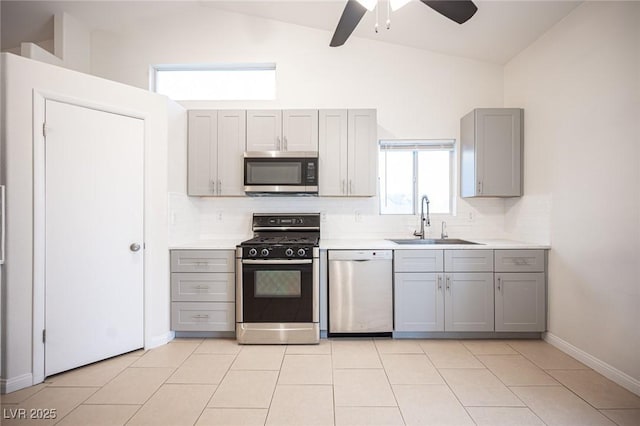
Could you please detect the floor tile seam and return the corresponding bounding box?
[263,350,287,425]
[549,380,640,413]
[465,405,550,426]
[439,365,525,419]
[509,383,620,422]
[1,384,50,405]
[42,386,101,425]
[200,348,241,417]
[449,357,534,406]
[376,345,407,426]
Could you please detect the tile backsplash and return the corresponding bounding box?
[168,192,509,245]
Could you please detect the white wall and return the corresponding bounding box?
[504,1,640,388]
[89,6,508,244]
[0,53,170,393]
[54,12,91,73]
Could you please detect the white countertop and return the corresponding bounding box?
[170,238,549,251]
[319,238,550,250]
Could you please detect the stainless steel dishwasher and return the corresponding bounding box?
[328,250,393,335]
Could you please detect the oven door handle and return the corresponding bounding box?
[242,259,313,265]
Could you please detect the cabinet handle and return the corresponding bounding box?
[277,136,281,150]
[218,180,222,195]
[497,276,502,292]
[195,285,210,290]
[284,136,288,151]
[478,180,483,194]
[446,275,451,291]
[193,314,210,319]
[341,179,346,194]
[349,180,353,195]
[437,275,442,291]
[211,180,216,194]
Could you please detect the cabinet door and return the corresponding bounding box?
[495,273,546,332]
[395,273,444,332]
[475,108,522,197]
[444,272,494,332]
[347,109,377,196]
[187,110,217,196]
[171,272,235,302]
[217,110,246,196]
[283,109,318,152]
[394,250,444,273]
[444,249,493,272]
[246,110,282,151]
[319,109,348,196]
[171,302,235,331]
[170,250,235,273]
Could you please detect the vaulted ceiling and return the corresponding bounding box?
[1,1,581,64]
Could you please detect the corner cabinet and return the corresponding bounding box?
[170,250,235,332]
[319,109,377,197]
[246,109,318,152]
[187,110,246,196]
[461,108,523,198]
[494,250,546,332]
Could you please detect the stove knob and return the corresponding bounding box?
[285,248,294,257]
[261,248,270,257]
[297,248,306,257]
[248,248,258,257]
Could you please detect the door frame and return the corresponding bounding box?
[32,90,150,384]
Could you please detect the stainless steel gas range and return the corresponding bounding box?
[235,213,320,344]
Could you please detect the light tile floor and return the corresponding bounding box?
[1,339,639,426]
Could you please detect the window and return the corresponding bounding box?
[152,63,276,100]
[379,140,455,215]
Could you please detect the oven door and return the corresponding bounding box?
[240,259,315,323]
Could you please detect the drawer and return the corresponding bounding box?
[394,250,443,272]
[171,250,235,273]
[171,273,235,302]
[495,250,545,272]
[171,302,235,331]
[444,250,494,272]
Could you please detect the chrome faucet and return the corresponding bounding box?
[413,195,431,239]
[441,221,448,239]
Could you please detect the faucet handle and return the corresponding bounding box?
[441,221,448,239]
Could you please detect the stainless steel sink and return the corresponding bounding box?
[389,238,481,245]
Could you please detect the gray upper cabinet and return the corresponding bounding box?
[188,110,246,196]
[461,108,523,198]
[246,109,318,152]
[319,109,377,197]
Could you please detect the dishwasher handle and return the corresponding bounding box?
[328,250,393,261]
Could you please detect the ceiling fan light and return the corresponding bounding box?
[356,0,378,12]
[390,0,411,11]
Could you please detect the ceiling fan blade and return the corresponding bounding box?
[330,0,368,47]
[420,0,478,24]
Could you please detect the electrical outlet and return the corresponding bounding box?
[170,212,177,226]
[355,210,362,223]
[320,211,327,222]
[468,211,475,221]
[216,211,223,221]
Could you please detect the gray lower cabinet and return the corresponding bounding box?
[444,272,494,332]
[395,250,494,332]
[395,272,444,332]
[170,249,235,332]
[395,249,547,334]
[495,249,546,332]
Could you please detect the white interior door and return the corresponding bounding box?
[44,100,144,377]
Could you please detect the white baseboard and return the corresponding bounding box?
[0,373,34,394]
[544,332,640,396]
[145,330,175,350]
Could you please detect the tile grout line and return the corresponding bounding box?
[123,340,201,425]
[263,345,288,426]
[194,340,243,425]
[375,339,408,426]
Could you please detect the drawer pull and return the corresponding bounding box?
[446,275,451,291]
[437,275,442,291]
[193,314,210,319]
[195,285,210,290]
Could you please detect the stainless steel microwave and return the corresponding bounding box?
[244,152,318,195]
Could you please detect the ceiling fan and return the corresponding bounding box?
[330,0,478,47]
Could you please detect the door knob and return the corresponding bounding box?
[130,243,141,252]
